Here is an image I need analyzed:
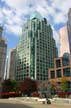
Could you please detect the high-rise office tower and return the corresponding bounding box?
[4,57,8,80]
[0,26,7,81]
[7,48,16,80]
[67,8,71,52]
[15,12,57,81]
[0,27,3,38]
[59,26,70,57]
[59,8,71,57]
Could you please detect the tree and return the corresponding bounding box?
[1,79,17,93]
[10,80,17,91]
[2,79,12,92]
[20,78,37,96]
[60,76,68,92]
[49,81,58,95]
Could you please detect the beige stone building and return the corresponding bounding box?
[59,8,71,57]
[59,26,70,57]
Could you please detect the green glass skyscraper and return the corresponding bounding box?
[15,12,57,81]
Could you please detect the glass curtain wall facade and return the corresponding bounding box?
[15,12,57,81]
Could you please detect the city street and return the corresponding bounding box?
[0,103,33,108]
[0,99,71,108]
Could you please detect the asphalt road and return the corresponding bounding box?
[0,103,33,108]
[0,99,71,108]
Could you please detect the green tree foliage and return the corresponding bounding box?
[49,81,57,94]
[10,80,17,91]
[1,79,17,93]
[20,78,37,95]
[60,76,68,92]
[2,79,11,92]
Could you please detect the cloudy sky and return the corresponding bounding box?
[0,0,71,55]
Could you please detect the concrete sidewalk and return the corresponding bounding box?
[8,98,71,106]
[0,98,71,107]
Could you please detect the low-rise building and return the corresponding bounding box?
[48,53,71,92]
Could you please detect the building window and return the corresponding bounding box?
[62,58,69,66]
[63,68,70,77]
[50,71,55,78]
[56,60,61,68]
[56,70,61,78]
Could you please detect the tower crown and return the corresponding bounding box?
[30,11,43,20]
